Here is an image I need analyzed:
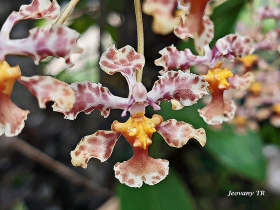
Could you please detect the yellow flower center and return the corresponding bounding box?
[233,116,247,126]
[202,63,233,93]
[249,82,262,95]
[112,112,163,149]
[0,61,21,95]
[237,54,258,69]
[272,104,280,115]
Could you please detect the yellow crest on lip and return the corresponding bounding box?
[0,61,21,95]
[202,63,233,93]
[237,54,258,69]
[112,112,163,150]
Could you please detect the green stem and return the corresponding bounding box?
[134,0,144,82]
[55,0,81,24]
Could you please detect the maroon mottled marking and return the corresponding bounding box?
[126,49,141,62]
[115,170,120,175]
[127,179,135,186]
[152,176,161,180]
[141,176,146,181]
[79,145,86,151]
[106,48,117,60]
[158,169,166,176]
[74,150,81,156]
[121,48,126,53]
[100,60,118,70]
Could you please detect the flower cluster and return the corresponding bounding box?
[1,0,273,188]
[0,0,82,136]
[55,45,208,187]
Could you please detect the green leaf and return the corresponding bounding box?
[205,125,267,182]
[117,169,195,210]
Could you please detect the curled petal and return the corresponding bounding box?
[71,130,121,168]
[114,148,169,187]
[0,94,29,137]
[18,76,75,112]
[155,45,195,73]
[228,72,255,90]
[1,0,60,35]
[214,34,255,61]
[0,25,82,65]
[143,0,180,35]
[198,91,237,125]
[256,6,280,21]
[174,13,214,47]
[59,81,129,120]
[99,45,145,91]
[157,119,206,147]
[148,71,208,110]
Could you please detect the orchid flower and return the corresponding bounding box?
[143,0,214,47]
[56,45,208,187]
[155,34,255,125]
[0,0,83,136]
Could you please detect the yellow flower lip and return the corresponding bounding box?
[202,63,233,93]
[249,82,262,95]
[237,54,258,69]
[112,112,163,150]
[272,104,280,115]
[0,61,21,95]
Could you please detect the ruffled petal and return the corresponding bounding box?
[18,76,75,112]
[59,81,129,120]
[174,12,214,47]
[228,72,255,90]
[99,45,145,93]
[114,148,169,187]
[157,119,206,147]
[256,6,280,21]
[148,71,208,110]
[214,34,255,62]
[198,91,237,125]
[155,45,197,73]
[0,94,29,137]
[71,130,121,168]
[1,25,82,65]
[1,0,60,34]
[0,0,82,65]
[143,0,180,35]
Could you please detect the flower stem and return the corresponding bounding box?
[55,0,81,24]
[134,0,144,82]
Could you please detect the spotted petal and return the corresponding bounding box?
[99,45,145,93]
[71,130,121,168]
[114,148,169,187]
[148,71,208,110]
[0,0,82,65]
[256,6,280,20]
[59,81,129,120]
[228,72,255,90]
[0,94,29,137]
[1,0,60,35]
[198,91,237,125]
[213,34,255,62]
[18,76,75,112]
[157,119,206,147]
